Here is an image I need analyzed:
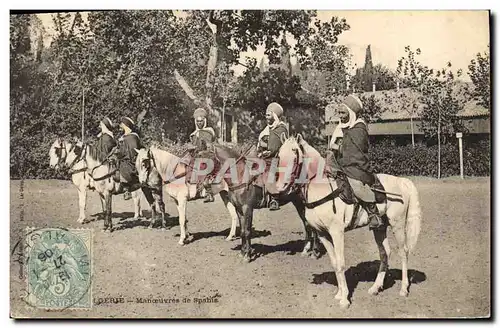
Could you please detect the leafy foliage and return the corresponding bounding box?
[468,46,490,109]
[370,139,490,177]
[397,46,465,142]
[357,94,382,123]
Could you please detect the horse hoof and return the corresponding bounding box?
[339,300,350,309]
[225,236,236,241]
[148,226,153,230]
[335,290,343,300]
[242,255,251,263]
[301,250,310,257]
[399,289,409,297]
[178,240,185,246]
[161,228,166,231]
[368,285,382,296]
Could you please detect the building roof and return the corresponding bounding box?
[357,81,489,121]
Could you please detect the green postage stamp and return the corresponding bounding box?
[24,228,92,310]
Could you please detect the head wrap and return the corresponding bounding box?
[266,102,284,118]
[193,108,208,120]
[121,116,136,130]
[342,95,363,115]
[100,117,114,130]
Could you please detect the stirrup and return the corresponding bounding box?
[269,199,280,211]
[123,191,132,200]
[203,194,215,203]
[368,215,384,230]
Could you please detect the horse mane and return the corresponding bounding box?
[298,138,322,158]
[86,143,108,163]
[214,143,241,158]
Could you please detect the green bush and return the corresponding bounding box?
[369,139,490,177]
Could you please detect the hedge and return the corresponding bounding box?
[369,139,490,177]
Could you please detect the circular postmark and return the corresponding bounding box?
[17,227,93,310]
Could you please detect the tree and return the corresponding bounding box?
[352,63,397,92]
[358,94,382,123]
[362,45,374,91]
[397,46,465,178]
[468,46,490,109]
[10,14,56,178]
[372,64,397,91]
[171,10,350,131]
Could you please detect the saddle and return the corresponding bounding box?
[333,172,387,205]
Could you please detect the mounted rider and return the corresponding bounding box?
[116,116,143,200]
[328,94,384,230]
[189,107,217,203]
[96,117,117,160]
[257,102,289,211]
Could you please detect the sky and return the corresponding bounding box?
[36,10,490,81]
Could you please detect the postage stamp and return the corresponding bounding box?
[24,228,92,310]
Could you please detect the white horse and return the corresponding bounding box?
[277,134,422,309]
[49,137,142,226]
[135,146,239,245]
[84,142,162,232]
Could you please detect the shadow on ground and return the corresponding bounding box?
[312,260,427,300]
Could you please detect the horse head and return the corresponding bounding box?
[49,137,65,170]
[49,137,85,171]
[276,134,306,193]
[135,148,153,184]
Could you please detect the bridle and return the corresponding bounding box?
[53,140,87,174]
[284,141,340,212]
[279,143,306,195]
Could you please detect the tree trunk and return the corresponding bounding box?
[205,11,222,112]
[437,107,441,179]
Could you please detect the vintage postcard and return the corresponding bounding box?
[10,10,490,319]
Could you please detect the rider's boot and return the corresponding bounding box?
[268,195,280,211]
[123,186,132,201]
[363,202,384,230]
[203,181,215,203]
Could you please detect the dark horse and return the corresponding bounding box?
[197,143,321,262]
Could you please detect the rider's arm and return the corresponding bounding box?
[267,124,288,158]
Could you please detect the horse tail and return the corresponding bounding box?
[402,178,422,253]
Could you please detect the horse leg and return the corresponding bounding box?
[157,193,166,230]
[142,187,156,229]
[329,227,350,308]
[176,195,189,245]
[132,190,142,219]
[220,191,238,241]
[77,186,87,224]
[102,193,110,232]
[291,200,311,256]
[368,226,391,295]
[392,223,410,297]
[99,193,106,220]
[241,203,253,262]
[292,200,317,257]
[311,230,322,258]
[317,233,343,301]
[106,193,113,232]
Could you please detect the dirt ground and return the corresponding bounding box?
[10,177,490,319]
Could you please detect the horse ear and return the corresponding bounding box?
[280,132,287,144]
[296,133,303,143]
[147,148,152,157]
[134,148,140,154]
